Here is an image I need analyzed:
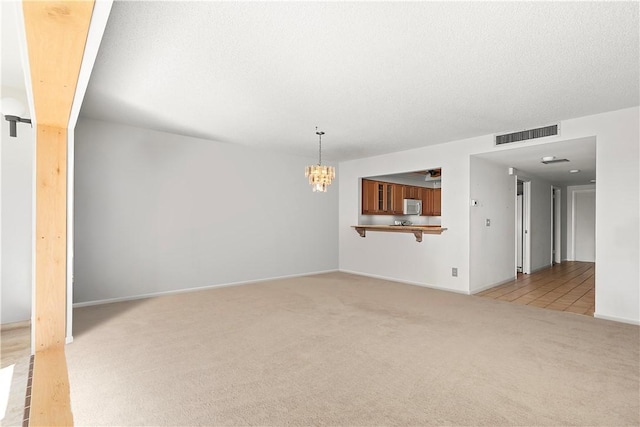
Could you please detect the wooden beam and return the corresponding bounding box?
[23,0,95,128]
[23,0,94,349]
[22,2,95,425]
[34,125,68,350]
[29,348,74,426]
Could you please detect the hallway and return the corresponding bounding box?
[476,261,595,316]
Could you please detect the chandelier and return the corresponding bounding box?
[305,127,335,192]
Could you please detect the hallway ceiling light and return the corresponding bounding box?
[305,127,335,192]
[541,157,570,164]
[569,169,581,173]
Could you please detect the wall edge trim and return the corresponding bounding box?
[470,276,516,294]
[339,269,470,295]
[593,312,640,326]
[72,269,339,308]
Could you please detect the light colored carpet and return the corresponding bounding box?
[67,272,639,426]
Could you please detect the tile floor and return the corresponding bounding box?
[475,261,595,316]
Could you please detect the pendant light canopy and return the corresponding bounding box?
[305,127,335,192]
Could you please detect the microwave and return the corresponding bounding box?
[403,199,422,215]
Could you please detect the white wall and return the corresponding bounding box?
[339,106,639,323]
[0,88,33,324]
[469,157,515,292]
[528,176,553,272]
[339,140,473,294]
[561,108,639,324]
[73,118,338,304]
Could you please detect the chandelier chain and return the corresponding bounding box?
[319,132,322,165]
[316,126,322,165]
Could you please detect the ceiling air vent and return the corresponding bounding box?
[495,124,559,146]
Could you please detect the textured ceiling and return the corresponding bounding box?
[79,1,639,162]
[1,1,26,89]
[474,137,597,187]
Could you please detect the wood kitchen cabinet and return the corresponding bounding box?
[362,179,441,216]
[362,179,403,215]
[391,184,404,214]
[421,187,442,216]
[421,188,433,216]
[362,179,378,214]
[432,188,442,216]
[403,185,422,200]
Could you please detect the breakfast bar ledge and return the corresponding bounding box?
[352,225,447,242]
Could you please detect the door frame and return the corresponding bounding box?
[516,178,531,274]
[552,186,562,264]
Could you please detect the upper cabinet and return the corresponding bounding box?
[362,179,377,214]
[362,179,404,215]
[432,188,442,216]
[402,185,423,200]
[391,184,404,215]
[421,188,441,216]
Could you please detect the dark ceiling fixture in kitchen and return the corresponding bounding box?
[420,168,442,181]
[305,127,335,192]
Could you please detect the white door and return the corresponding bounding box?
[516,179,531,274]
[574,190,596,262]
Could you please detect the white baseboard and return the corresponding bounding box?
[530,264,553,274]
[339,269,470,295]
[73,269,339,308]
[594,312,640,326]
[470,276,516,295]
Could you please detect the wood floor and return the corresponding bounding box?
[476,261,595,316]
[0,323,31,427]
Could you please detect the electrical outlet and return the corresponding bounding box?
[452,267,458,277]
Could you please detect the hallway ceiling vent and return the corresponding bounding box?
[495,124,559,146]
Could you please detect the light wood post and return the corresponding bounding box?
[23,0,94,348]
[34,125,68,349]
[22,1,95,425]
